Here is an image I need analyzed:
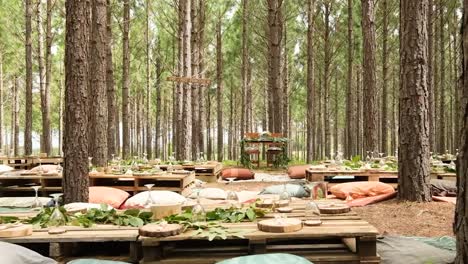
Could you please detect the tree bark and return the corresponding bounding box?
[37,0,47,154]
[25,0,33,156]
[398,0,431,202]
[454,2,468,261]
[428,0,435,151]
[64,0,90,203]
[106,0,116,158]
[438,0,446,154]
[88,0,108,167]
[154,42,162,158]
[13,77,19,157]
[0,53,3,153]
[306,0,315,163]
[324,1,332,158]
[216,18,223,162]
[345,0,354,159]
[122,0,130,159]
[181,0,192,160]
[241,0,248,138]
[146,0,152,159]
[43,0,53,156]
[191,0,199,160]
[380,0,389,155]
[266,0,283,134]
[197,0,206,156]
[361,0,378,154]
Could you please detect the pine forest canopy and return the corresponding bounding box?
[0,0,462,164]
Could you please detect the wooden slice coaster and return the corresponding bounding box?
[257,200,274,208]
[257,218,302,233]
[0,224,33,238]
[303,220,322,226]
[139,223,183,237]
[276,207,293,213]
[48,227,67,235]
[319,204,350,214]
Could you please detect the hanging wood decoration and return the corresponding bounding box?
[167,76,211,85]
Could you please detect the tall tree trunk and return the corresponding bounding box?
[334,70,339,153]
[181,0,192,160]
[356,66,362,156]
[154,43,162,158]
[43,0,54,156]
[282,23,289,141]
[145,0,152,158]
[306,0,315,163]
[438,0,446,153]
[106,0,116,158]
[59,75,64,155]
[122,0,130,159]
[228,81,233,160]
[345,0,354,159]
[266,0,283,134]
[13,77,19,156]
[191,0,199,160]
[241,0,248,138]
[25,0,33,155]
[361,0,378,154]
[207,91,212,160]
[455,2,468,261]
[398,0,431,202]
[216,18,223,162]
[64,0,90,203]
[88,0,108,167]
[198,0,206,156]
[428,0,435,151]
[324,1,331,158]
[380,0,389,155]
[37,0,47,154]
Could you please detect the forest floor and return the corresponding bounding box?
[209,169,455,238]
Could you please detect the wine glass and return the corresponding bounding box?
[37,158,44,176]
[49,193,66,227]
[143,153,148,164]
[279,184,290,204]
[192,190,206,222]
[56,164,63,175]
[144,184,155,207]
[31,186,42,209]
[88,157,93,169]
[226,190,239,208]
[305,201,321,221]
[226,177,236,185]
[132,156,139,170]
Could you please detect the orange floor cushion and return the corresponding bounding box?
[89,186,130,208]
[330,181,395,201]
[221,168,255,180]
[287,165,311,179]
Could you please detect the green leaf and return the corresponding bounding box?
[246,208,255,221]
[124,209,140,217]
[128,217,144,227]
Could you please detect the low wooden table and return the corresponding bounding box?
[89,171,195,196]
[140,200,380,264]
[158,162,222,183]
[0,174,62,196]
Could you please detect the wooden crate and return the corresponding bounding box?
[89,172,195,196]
[306,169,398,188]
[140,200,380,264]
[158,162,222,183]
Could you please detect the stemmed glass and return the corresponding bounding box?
[49,193,66,227]
[305,201,321,221]
[88,157,93,169]
[56,164,63,175]
[379,153,385,167]
[31,186,42,209]
[37,158,44,176]
[144,184,155,208]
[192,190,206,222]
[142,153,148,164]
[226,177,236,185]
[226,190,240,208]
[132,156,139,170]
[279,184,290,205]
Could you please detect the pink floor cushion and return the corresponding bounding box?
[347,192,397,207]
[89,187,130,209]
[287,165,311,179]
[221,168,255,180]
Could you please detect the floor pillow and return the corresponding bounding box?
[287,165,311,179]
[377,236,454,264]
[29,165,58,173]
[221,168,254,180]
[88,187,130,209]
[431,179,456,197]
[121,190,186,209]
[0,241,57,264]
[330,181,395,201]
[0,164,14,173]
[0,197,52,208]
[259,183,310,198]
[188,188,227,200]
[217,253,313,264]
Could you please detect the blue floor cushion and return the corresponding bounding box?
[216,253,313,264]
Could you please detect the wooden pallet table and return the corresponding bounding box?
[158,162,222,183]
[0,174,62,196]
[89,171,195,196]
[140,200,380,264]
[0,157,63,170]
[0,225,140,261]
